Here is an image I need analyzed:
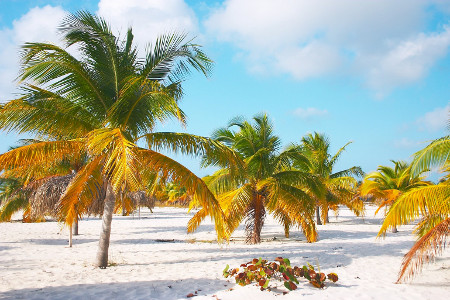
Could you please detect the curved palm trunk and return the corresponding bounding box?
[96,183,115,268]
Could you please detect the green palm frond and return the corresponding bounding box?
[0,196,29,222]
[145,132,244,172]
[411,136,450,175]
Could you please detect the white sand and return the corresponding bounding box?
[0,205,448,300]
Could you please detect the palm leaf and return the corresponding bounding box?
[397,217,450,282]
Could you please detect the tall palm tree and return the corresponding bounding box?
[361,160,430,233]
[0,11,237,268]
[294,133,364,225]
[199,114,320,244]
[378,136,449,282]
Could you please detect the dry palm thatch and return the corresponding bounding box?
[128,191,156,209]
[30,174,106,218]
[29,174,75,218]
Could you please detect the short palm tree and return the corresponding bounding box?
[295,133,364,225]
[0,11,237,268]
[0,176,31,221]
[379,136,449,282]
[361,160,430,233]
[200,114,320,244]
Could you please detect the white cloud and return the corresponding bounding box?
[205,0,450,93]
[293,107,328,119]
[417,104,450,131]
[0,5,66,101]
[97,0,199,54]
[393,137,421,148]
[364,28,450,93]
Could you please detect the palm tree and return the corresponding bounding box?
[200,114,320,244]
[0,176,31,221]
[361,160,430,233]
[295,133,364,225]
[378,136,449,282]
[0,11,237,268]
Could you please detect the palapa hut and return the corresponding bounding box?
[29,174,156,245]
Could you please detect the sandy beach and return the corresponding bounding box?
[0,205,448,300]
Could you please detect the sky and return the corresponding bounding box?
[0,0,449,180]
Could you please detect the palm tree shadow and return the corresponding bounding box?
[0,279,226,300]
[23,238,98,245]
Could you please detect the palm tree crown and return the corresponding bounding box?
[361,160,430,217]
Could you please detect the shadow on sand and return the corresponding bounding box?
[0,278,225,300]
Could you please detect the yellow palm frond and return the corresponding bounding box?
[187,207,208,234]
[378,184,450,237]
[137,148,227,240]
[58,157,103,225]
[0,140,84,181]
[218,183,253,234]
[88,128,141,193]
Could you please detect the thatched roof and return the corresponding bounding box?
[128,191,156,209]
[29,174,74,218]
[29,174,154,218]
[29,174,105,218]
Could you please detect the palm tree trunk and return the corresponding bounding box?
[392,225,398,233]
[323,208,329,224]
[96,183,115,268]
[73,217,79,236]
[247,194,265,244]
[284,221,290,238]
[69,224,73,247]
[316,206,322,225]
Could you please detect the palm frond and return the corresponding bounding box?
[411,136,450,175]
[58,157,103,225]
[137,149,227,240]
[397,217,450,283]
[378,184,450,236]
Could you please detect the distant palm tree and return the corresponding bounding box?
[361,160,430,233]
[0,11,237,268]
[379,136,449,282]
[295,133,364,225]
[199,114,320,244]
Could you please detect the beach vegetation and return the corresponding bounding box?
[223,257,338,292]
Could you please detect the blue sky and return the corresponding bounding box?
[0,0,449,180]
